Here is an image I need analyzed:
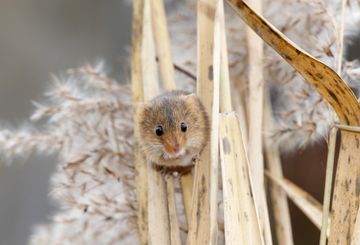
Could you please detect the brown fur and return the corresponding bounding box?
[136,90,210,167]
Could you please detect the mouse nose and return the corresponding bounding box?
[164,139,184,158]
[172,141,180,153]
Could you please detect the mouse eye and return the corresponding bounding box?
[180,122,187,132]
[155,125,164,136]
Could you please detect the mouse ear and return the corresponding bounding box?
[183,93,198,105]
[136,102,147,117]
[135,102,149,131]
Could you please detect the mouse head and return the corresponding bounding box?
[136,92,209,165]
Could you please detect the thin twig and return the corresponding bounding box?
[155,57,197,82]
[335,124,360,133]
[174,64,197,82]
[337,0,347,74]
[266,171,324,229]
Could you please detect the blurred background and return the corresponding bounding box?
[0,0,131,244]
[0,1,358,245]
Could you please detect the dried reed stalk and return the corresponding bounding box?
[220,113,263,245]
[142,1,170,244]
[219,0,232,114]
[131,0,148,244]
[131,0,144,108]
[336,124,360,133]
[142,0,159,102]
[180,173,193,227]
[245,0,272,243]
[147,165,171,245]
[150,0,182,242]
[150,0,176,90]
[187,0,219,243]
[351,202,360,245]
[232,87,249,144]
[165,176,182,245]
[330,130,360,244]
[266,172,323,229]
[218,1,262,244]
[319,127,337,245]
[225,1,360,243]
[264,90,294,245]
[337,0,347,74]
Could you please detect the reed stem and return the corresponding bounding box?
[320,127,337,245]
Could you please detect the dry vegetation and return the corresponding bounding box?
[0,0,360,244]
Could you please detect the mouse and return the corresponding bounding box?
[136,90,210,170]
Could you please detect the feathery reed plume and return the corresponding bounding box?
[0,63,139,244]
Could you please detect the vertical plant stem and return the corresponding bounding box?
[131,0,144,109]
[187,0,219,244]
[233,88,249,144]
[219,0,232,113]
[142,1,170,244]
[246,0,272,243]
[264,90,294,245]
[142,0,159,102]
[150,0,176,90]
[147,164,171,244]
[180,173,193,227]
[149,0,183,242]
[217,2,258,244]
[219,112,263,245]
[165,175,182,245]
[131,0,148,244]
[329,131,360,245]
[337,0,347,74]
[320,127,337,245]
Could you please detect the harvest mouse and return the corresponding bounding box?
[136,90,209,171]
